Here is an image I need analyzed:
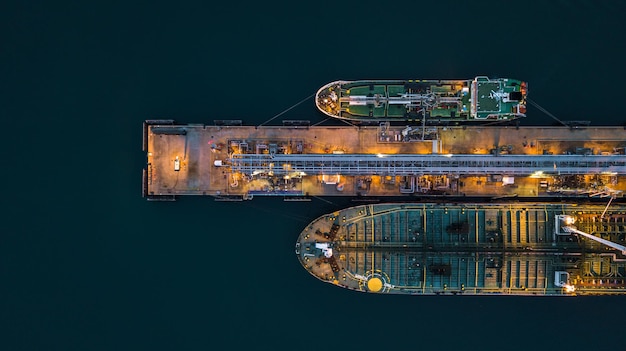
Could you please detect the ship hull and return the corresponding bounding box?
[295,202,626,296]
[315,77,527,123]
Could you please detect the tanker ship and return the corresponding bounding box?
[315,76,527,123]
[295,202,626,296]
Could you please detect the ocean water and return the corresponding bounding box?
[2,1,626,350]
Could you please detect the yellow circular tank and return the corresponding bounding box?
[367,277,383,292]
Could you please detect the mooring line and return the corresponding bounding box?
[257,92,316,128]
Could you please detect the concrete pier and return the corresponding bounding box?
[143,122,626,201]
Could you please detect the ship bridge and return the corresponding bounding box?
[228,154,626,177]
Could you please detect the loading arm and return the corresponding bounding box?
[562,226,626,255]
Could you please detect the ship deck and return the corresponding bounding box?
[143,122,626,201]
[295,203,626,296]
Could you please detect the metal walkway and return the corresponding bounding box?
[228,153,626,176]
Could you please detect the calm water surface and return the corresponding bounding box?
[2,1,626,350]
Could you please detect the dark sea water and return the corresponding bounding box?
[2,1,626,350]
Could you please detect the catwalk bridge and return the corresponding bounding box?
[228,154,626,176]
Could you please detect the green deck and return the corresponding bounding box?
[316,77,527,123]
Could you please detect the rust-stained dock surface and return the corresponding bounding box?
[143,122,626,200]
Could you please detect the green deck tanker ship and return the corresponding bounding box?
[315,76,527,123]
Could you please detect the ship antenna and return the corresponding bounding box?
[257,92,316,128]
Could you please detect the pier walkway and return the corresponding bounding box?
[230,153,626,176]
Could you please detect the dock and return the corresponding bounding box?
[143,121,626,201]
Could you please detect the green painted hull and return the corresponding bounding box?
[316,77,527,123]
